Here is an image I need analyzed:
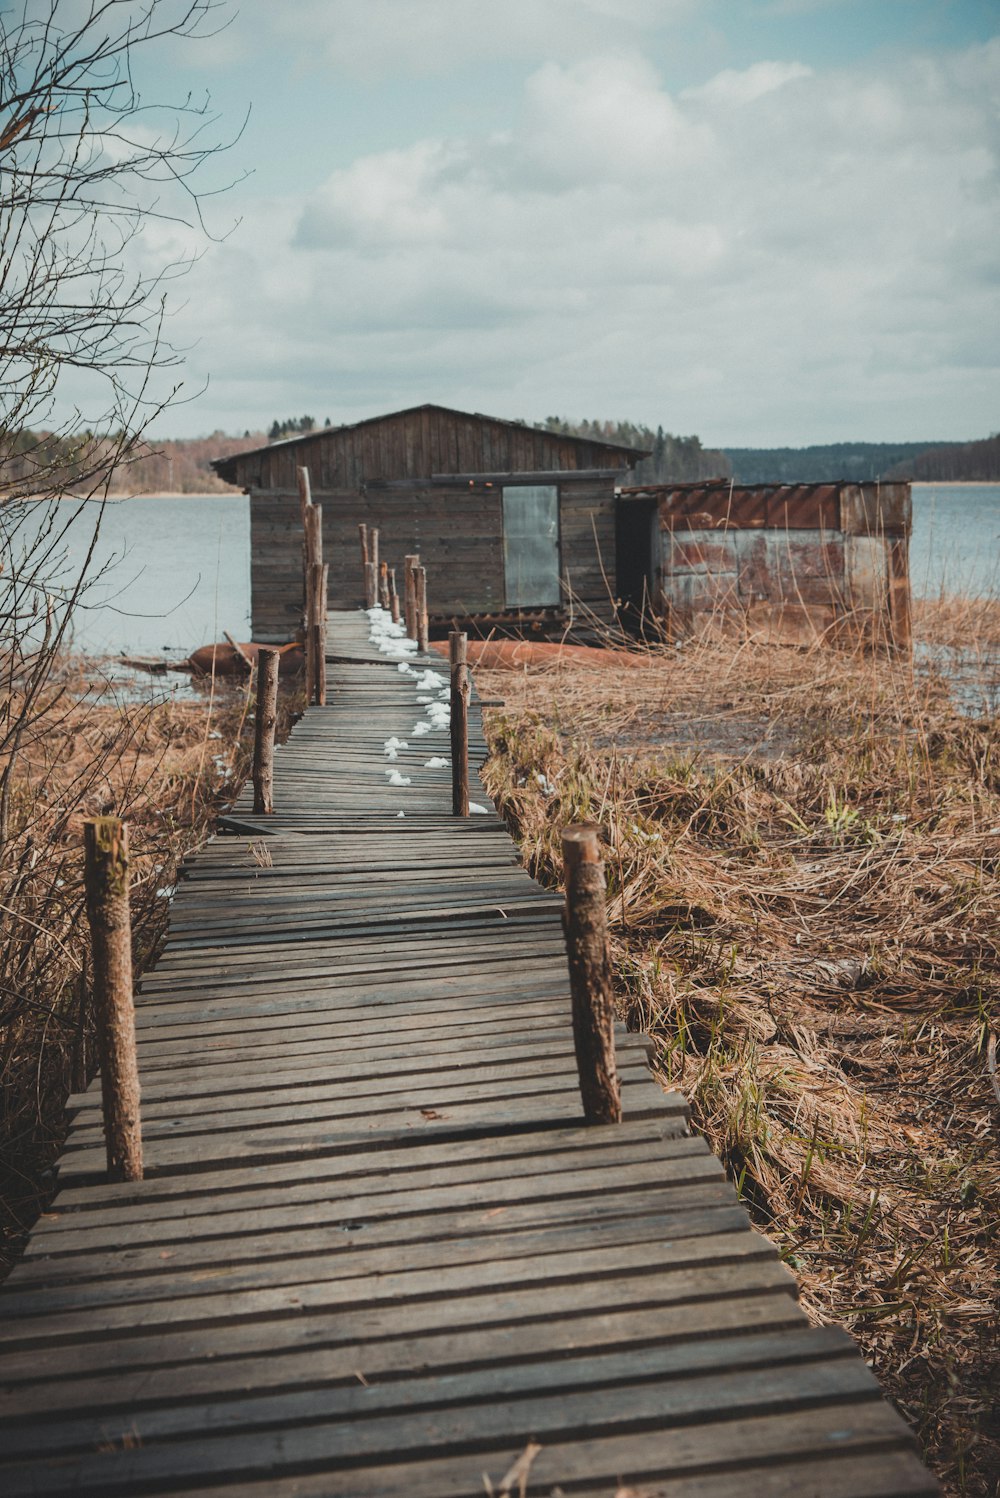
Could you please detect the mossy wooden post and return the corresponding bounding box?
[388,566,400,624]
[404,554,418,640]
[414,564,429,653]
[253,646,280,814]
[449,630,470,817]
[562,825,621,1125]
[83,817,143,1182]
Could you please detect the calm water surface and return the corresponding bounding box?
[57,482,999,658]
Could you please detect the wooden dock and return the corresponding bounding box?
[0,613,936,1496]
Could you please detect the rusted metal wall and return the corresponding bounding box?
[617,481,912,649]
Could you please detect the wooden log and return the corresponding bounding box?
[388,567,400,625]
[302,504,323,690]
[369,527,379,577]
[253,647,280,814]
[303,504,322,571]
[296,466,312,527]
[83,817,143,1182]
[223,631,253,673]
[414,564,429,653]
[378,561,390,611]
[561,825,621,1125]
[365,561,377,611]
[404,554,418,640]
[449,631,470,818]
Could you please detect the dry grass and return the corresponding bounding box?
[478,624,999,1498]
[0,657,302,1275]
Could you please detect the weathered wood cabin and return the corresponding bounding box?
[212,404,648,642]
[616,479,912,650]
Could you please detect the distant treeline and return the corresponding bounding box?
[722,436,1000,484]
[1,430,266,495]
[537,416,730,483]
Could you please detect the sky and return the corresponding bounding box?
[109,0,1000,444]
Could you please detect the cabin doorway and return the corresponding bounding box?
[502,485,561,608]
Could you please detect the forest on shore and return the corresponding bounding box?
[3,419,997,496]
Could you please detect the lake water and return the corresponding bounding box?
[52,481,1000,658]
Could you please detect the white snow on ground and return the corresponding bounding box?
[424,756,449,768]
[386,769,411,786]
[412,722,431,736]
[470,802,491,814]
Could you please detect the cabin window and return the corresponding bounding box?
[502,485,561,607]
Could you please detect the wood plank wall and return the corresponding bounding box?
[250,477,617,641]
[234,409,635,493]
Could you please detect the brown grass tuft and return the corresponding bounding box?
[479,619,999,1498]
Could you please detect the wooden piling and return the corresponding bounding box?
[449,630,470,817]
[369,527,379,579]
[388,566,400,624]
[253,646,280,814]
[414,564,429,653]
[303,504,323,692]
[404,554,418,640]
[378,561,390,611]
[83,817,143,1181]
[561,825,621,1125]
[365,561,377,612]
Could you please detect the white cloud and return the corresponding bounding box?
[145,38,1000,443]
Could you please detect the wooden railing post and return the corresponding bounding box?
[449,630,470,816]
[414,564,429,653]
[365,561,377,611]
[303,502,322,701]
[359,523,369,605]
[378,560,390,611]
[388,566,400,624]
[83,817,143,1182]
[404,554,418,639]
[308,561,328,705]
[561,825,621,1125]
[296,465,312,525]
[253,646,280,814]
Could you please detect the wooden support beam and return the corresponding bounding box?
[449,630,470,817]
[83,817,143,1182]
[378,561,390,611]
[388,566,400,624]
[303,503,323,692]
[561,825,621,1125]
[359,523,369,605]
[253,646,280,814]
[308,562,328,705]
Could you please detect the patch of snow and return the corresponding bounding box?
[469,802,491,815]
[412,722,431,736]
[424,756,449,768]
[386,770,411,786]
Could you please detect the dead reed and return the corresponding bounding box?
[479,622,999,1498]
[0,656,301,1275]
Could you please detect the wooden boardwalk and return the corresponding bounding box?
[0,613,936,1496]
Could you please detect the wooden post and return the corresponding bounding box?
[369,527,379,579]
[414,564,429,653]
[83,817,143,1181]
[309,561,327,705]
[449,630,470,817]
[253,646,280,814]
[378,560,390,611]
[303,503,322,694]
[388,567,400,624]
[365,561,377,611]
[561,825,621,1125]
[404,554,418,639]
[887,536,912,655]
[359,524,369,604]
[296,465,312,526]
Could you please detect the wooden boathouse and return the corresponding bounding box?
[213,404,648,642]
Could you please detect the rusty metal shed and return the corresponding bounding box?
[616,480,912,649]
[213,404,648,642]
